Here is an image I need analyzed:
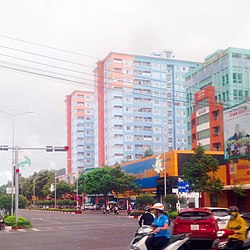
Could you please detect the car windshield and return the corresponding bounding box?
[211,209,228,217]
[179,212,211,220]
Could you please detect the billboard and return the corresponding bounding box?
[224,101,250,159]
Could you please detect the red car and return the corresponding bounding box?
[172,208,219,249]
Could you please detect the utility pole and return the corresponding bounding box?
[54,170,57,208]
[14,146,19,222]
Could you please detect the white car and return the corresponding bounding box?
[204,207,230,229]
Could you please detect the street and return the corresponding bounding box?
[0,209,138,250]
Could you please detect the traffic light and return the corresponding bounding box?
[0,145,8,151]
[54,146,69,152]
[46,146,69,152]
[46,146,53,152]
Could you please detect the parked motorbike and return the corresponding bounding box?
[114,207,119,215]
[102,208,110,214]
[0,215,4,230]
[211,229,250,250]
[130,225,191,250]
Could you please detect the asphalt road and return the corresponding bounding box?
[0,209,138,250]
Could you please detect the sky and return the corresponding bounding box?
[0,0,250,185]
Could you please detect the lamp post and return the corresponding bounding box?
[147,122,167,197]
[0,109,34,216]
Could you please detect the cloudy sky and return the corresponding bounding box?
[0,0,250,185]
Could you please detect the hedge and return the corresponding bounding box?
[4,216,31,228]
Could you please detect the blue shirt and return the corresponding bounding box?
[153,213,170,238]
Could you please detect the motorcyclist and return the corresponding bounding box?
[225,205,247,250]
[138,206,154,227]
[145,203,170,250]
[114,205,119,215]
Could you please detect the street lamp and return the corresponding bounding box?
[0,109,35,216]
[147,122,167,198]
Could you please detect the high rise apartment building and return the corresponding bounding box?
[186,47,250,149]
[94,50,199,166]
[65,90,95,174]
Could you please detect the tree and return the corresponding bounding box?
[20,169,55,200]
[144,149,154,157]
[163,194,185,211]
[82,166,139,204]
[0,184,8,195]
[0,194,11,215]
[182,145,224,195]
[136,194,156,210]
[55,181,73,199]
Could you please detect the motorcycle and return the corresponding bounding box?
[130,225,191,250]
[114,207,119,215]
[211,228,250,250]
[102,208,110,214]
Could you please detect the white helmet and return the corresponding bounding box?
[152,203,164,211]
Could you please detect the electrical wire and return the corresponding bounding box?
[0,41,248,108]
[1,34,249,102]
[0,58,245,112]
[0,34,100,60]
[0,43,247,107]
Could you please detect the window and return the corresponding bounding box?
[197,129,210,140]
[126,145,133,150]
[125,135,133,141]
[197,113,209,125]
[197,98,208,109]
[233,73,237,83]
[232,53,241,59]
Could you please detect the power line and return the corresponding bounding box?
[1,43,248,103]
[0,59,245,111]
[0,34,100,60]
[1,35,249,104]
[0,43,248,108]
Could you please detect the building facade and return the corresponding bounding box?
[121,150,225,208]
[65,90,95,175]
[186,47,250,149]
[190,86,224,150]
[94,50,199,166]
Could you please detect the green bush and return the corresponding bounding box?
[34,199,76,207]
[129,210,144,216]
[167,210,178,220]
[33,207,81,213]
[4,216,31,228]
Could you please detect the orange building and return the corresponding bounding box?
[191,86,224,151]
[203,159,250,212]
[121,150,226,208]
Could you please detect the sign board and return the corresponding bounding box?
[49,183,55,192]
[178,181,190,193]
[6,187,15,194]
[224,101,250,159]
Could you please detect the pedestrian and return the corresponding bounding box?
[138,206,154,227]
[145,203,170,250]
[225,206,247,250]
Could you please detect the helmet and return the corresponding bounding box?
[152,203,164,211]
[228,206,239,212]
[144,206,151,212]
